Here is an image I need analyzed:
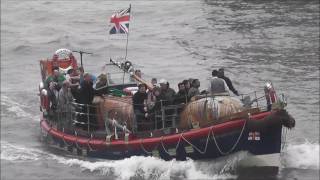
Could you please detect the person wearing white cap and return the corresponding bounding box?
[159,78,176,106]
[159,78,167,84]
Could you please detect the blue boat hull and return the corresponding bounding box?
[42,123,282,161]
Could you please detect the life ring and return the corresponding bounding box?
[54,48,73,60]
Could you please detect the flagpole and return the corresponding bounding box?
[124,31,129,60]
[124,4,131,61]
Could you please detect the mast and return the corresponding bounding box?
[110,58,154,90]
[72,50,93,69]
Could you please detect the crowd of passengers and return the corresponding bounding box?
[132,68,239,131]
[44,65,239,131]
[44,66,103,129]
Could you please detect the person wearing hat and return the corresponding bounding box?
[159,78,176,106]
[218,68,239,96]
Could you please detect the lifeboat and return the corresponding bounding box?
[39,49,295,168]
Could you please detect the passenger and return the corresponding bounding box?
[57,80,74,129]
[91,74,97,86]
[151,78,157,87]
[159,79,176,106]
[174,82,188,104]
[65,68,80,88]
[79,66,96,88]
[78,66,85,88]
[65,69,73,81]
[69,67,80,80]
[188,79,200,100]
[45,68,66,91]
[58,80,74,111]
[146,87,161,111]
[146,87,162,128]
[188,78,194,86]
[182,79,191,94]
[79,73,95,105]
[135,69,142,78]
[65,68,81,102]
[218,68,239,96]
[132,84,148,131]
[95,74,108,95]
[95,74,108,89]
[78,73,97,129]
[47,81,59,117]
[209,70,229,95]
[133,84,148,114]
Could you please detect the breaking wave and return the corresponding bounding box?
[52,155,236,180]
[282,141,319,170]
[1,141,235,180]
[2,141,319,179]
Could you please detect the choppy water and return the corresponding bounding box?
[1,0,319,179]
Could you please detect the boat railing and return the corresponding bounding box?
[47,102,100,134]
[155,103,185,129]
[239,91,270,112]
[46,90,283,137]
[55,102,133,137]
[70,102,100,133]
[133,91,274,133]
[134,100,185,133]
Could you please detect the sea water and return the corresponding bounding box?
[1,0,319,179]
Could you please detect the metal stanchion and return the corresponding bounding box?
[254,91,259,108]
[160,100,165,129]
[87,105,90,133]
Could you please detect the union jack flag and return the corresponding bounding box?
[109,6,131,34]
